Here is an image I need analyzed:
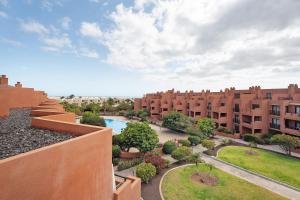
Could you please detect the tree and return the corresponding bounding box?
[162,141,177,154]
[125,110,136,119]
[121,122,159,153]
[202,139,215,151]
[197,118,216,137]
[162,111,194,131]
[205,163,214,175]
[80,112,106,127]
[188,136,201,146]
[137,109,149,121]
[188,153,202,166]
[271,134,300,155]
[60,101,81,115]
[68,94,75,99]
[171,146,192,161]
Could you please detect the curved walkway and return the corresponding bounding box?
[201,154,300,200]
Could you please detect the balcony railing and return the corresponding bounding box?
[243,120,252,124]
[115,174,127,189]
[270,123,280,130]
[233,119,240,124]
[270,110,280,116]
[233,108,240,112]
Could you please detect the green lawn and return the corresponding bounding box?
[218,146,300,188]
[161,165,286,200]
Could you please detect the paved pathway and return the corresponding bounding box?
[215,135,300,158]
[201,154,300,200]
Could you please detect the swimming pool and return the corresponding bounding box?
[104,118,127,134]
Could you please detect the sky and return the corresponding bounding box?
[1,0,300,97]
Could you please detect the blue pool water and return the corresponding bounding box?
[105,118,127,134]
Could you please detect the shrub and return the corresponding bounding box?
[112,145,121,158]
[221,138,233,146]
[117,158,143,171]
[145,154,166,173]
[224,129,233,134]
[112,158,120,166]
[179,139,191,147]
[202,139,215,150]
[163,141,177,154]
[188,136,201,146]
[171,146,192,161]
[80,112,106,127]
[243,134,264,144]
[185,127,207,139]
[217,126,226,132]
[136,163,156,184]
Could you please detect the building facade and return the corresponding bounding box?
[134,85,300,136]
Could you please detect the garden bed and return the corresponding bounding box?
[0,109,75,159]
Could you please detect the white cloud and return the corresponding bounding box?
[41,46,60,52]
[20,20,49,35]
[0,11,7,18]
[96,0,300,90]
[79,47,99,58]
[0,38,23,47]
[41,0,63,11]
[42,34,72,48]
[80,22,103,40]
[60,16,71,30]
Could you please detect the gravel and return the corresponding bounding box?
[0,109,76,160]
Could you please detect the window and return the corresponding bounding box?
[254,116,262,121]
[271,105,280,115]
[266,92,272,99]
[272,118,280,125]
[234,104,240,112]
[151,107,155,110]
[296,122,300,130]
[163,108,168,111]
[207,102,212,110]
[296,106,300,114]
[195,112,201,116]
[220,113,227,117]
[221,103,225,106]
[252,104,260,109]
[234,93,240,99]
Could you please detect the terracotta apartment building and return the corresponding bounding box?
[134,84,300,137]
[0,75,140,200]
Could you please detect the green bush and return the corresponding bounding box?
[162,111,194,131]
[163,141,177,154]
[171,146,192,161]
[80,112,106,127]
[188,136,201,146]
[243,134,264,144]
[178,139,191,147]
[197,118,216,137]
[112,158,120,166]
[201,139,215,150]
[136,163,156,184]
[185,127,207,139]
[117,158,143,171]
[217,126,226,132]
[112,145,121,158]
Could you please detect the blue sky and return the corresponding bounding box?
[1,0,300,97]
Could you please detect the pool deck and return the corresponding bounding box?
[104,116,188,143]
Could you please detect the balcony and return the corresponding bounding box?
[270,123,280,130]
[270,110,280,116]
[233,108,240,112]
[233,118,240,124]
[114,175,141,200]
[285,112,300,120]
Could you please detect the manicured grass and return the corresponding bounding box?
[161,164,286,200]
[218,146,300,188]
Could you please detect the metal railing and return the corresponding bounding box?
[115,174,127,189]
[270,123,280,130]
